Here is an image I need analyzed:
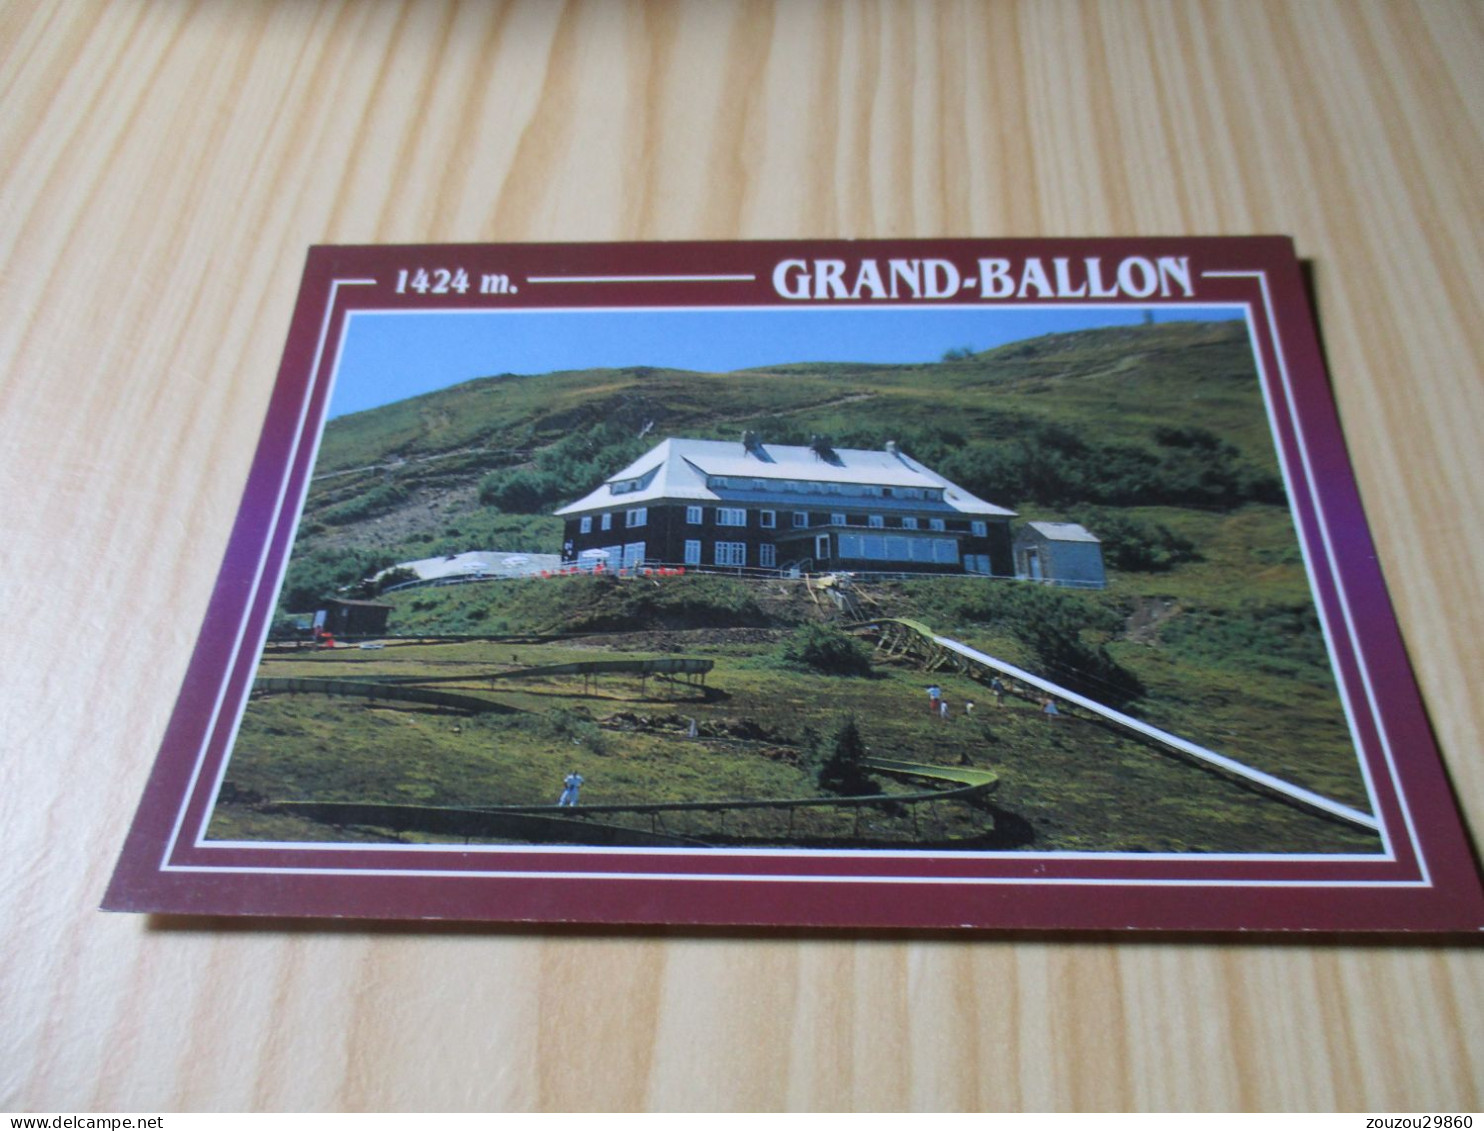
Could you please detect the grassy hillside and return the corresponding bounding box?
[384,573,793,637]
[214,630,1375,853]
[279,320,1285,610]
[278,321,1326,727]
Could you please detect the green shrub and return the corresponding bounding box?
[899,579,1144,708]
[478,468,560,511]
[321,483,408,526]
[1158,603,1332,681]
[477,420,655,513]
[1069,508,1202,573]
[920,419,1285,512]
[374,566,420,593]
[267,612,310,642]
[778,624,873,677]
[279,547,398,612]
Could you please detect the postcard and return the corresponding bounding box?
[104,238,1484,931]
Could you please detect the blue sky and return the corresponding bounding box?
[328,305,1248,419]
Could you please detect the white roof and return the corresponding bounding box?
[383,550,563,582]
[1023,521,1100,543]
[554,437,1014,518]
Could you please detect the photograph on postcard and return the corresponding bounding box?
[103,239,1484,930]
[202,301,1381,858]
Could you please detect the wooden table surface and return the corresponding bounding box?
[3,0,1482,1112]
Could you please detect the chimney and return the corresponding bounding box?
[742,429,763,456]
[885,440,900,456]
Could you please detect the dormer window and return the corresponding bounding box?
[611,465,659,496]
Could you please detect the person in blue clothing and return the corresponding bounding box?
[558,770,584,806]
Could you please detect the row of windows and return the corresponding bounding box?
[576,542,649,568]
[704,476,944,502]
[572,538,988,573]
[577,507,990,538]
[579,508,647,534]
[693,504,986,536]
[837,533,960,564]
[572,540,779,570]
[687,538,983,570]
[687,541,777,568]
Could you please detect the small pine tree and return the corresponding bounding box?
[817,718,876,797]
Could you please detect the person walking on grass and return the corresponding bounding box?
[558,770,584,806]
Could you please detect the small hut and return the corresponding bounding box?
[319,598,393,637]
[1013,522,1106,589]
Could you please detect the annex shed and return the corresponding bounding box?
[1013,522,1107,589]
[320,598,393,636]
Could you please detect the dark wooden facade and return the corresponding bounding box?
[320,598,393,636]
[561,502,1013,576]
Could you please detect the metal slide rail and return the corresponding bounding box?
[395,772,993,816]
[857,618,1380,833]
[862,757,1000,790]
[252,677,518,714]
[274,656,714,687]
[268,767,998,847]
[270,769,996,824]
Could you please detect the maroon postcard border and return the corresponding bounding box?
[103,238,1484,932]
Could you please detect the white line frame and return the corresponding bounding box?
[163,284,1423,891]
